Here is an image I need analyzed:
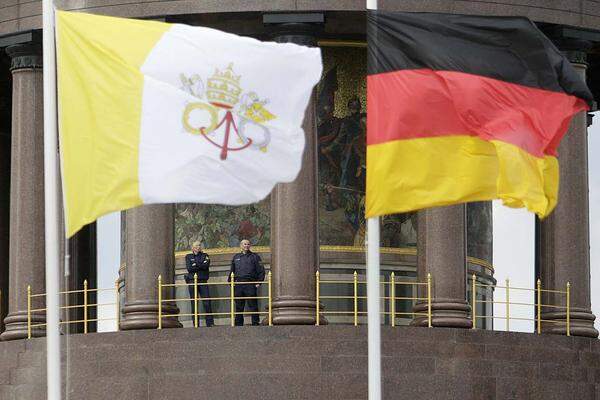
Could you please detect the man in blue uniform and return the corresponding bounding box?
[185,241,214,327]
[229,239,265,326]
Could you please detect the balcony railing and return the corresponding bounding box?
[471,274,572,336]
[4,273,576,337]
[316,271,432,327]
[25,280,120,338]
[158,271,273,328]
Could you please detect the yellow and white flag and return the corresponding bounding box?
[56,11,322,237]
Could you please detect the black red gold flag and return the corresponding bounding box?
[366,11,593,218]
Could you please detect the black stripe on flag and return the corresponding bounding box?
[367,10,593,105]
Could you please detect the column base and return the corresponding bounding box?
[540,308,598,338]
[271,297,323,325]
[411,300,472,329]
[120,302,182,330]
[1,311,46,341]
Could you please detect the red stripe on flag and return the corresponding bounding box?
[367,69,588,157]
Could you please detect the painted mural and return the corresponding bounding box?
[175,200,270,251]
[317,46,416,247]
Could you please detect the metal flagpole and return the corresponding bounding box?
[42,0,62,398]
[367,217,381,400]
[365,2,381,399]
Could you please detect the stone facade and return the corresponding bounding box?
[2,1,600,34]
[0,326,599,400]
[0,4,596,336]
[0,1,598,399]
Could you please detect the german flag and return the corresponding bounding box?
[366,11,593,219]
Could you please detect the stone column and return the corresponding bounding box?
[538,46,598,338]
[0,54,10,336]
[0,132,9,334]
[1,43,45,341]
[120,205,180,330]
[412,205,471,328]
[269,20,320,325]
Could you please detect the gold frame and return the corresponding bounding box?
[172,246,494,273]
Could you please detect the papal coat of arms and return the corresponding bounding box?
[181,63,276,160]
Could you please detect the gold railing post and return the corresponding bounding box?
[115,279,120,330]
[390,272,395,327]
[353,271,358,326]
[537,279,541,335]
[315,271,320,326]
[471,273,476,329]
[193,273,198,329]
[505,278,510,332]
[427,273,432,328]
[566,282,571,337]
[157,275,162,330]
[411,282,415,320]
[230,272,235,327]
[268,271,272,326]
[83,279,89,334]
[27,285,31,339]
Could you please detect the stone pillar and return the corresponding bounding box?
[538,46,598,338]
[120,205,180,330]
[269,19,320,325]
[1,43,45,341]
[0,132,9,334]
[0,53,10,336]
[413,205,471,328]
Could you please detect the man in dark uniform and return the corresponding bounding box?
[185,241,214,327]
[229,239,265,326]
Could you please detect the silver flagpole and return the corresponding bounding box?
[42,0,62,398]
[367,217,381,400]
[366,2,381,400]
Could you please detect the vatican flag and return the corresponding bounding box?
[56,11,322,237]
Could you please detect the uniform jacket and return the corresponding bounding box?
[229,251,265,282]
[185,252,210,282]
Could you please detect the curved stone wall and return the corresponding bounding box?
[0,326,598,399]
[1,0,599,36]
[379,0,600,30]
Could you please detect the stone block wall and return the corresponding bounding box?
[0,326,599,399]
[0,1,599,35]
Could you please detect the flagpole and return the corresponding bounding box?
[42,0,62,398]
[366,217,381,400]
[365,2,381,399]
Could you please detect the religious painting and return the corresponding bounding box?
[175,200,270,251]
[317,46,416,247]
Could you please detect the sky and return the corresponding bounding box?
[96,212,120,332]
[96,113,600,333]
